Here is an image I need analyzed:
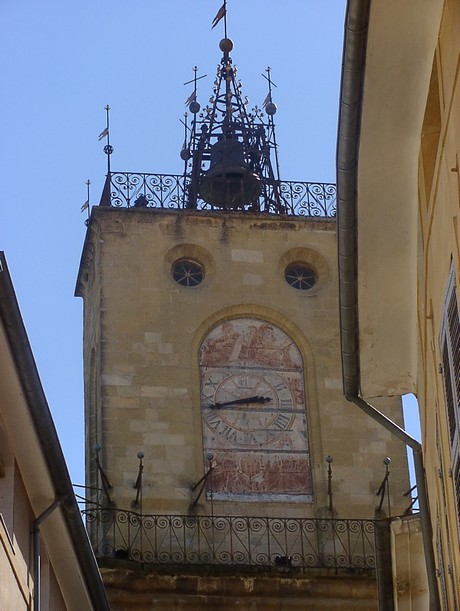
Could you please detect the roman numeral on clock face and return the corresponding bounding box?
[207,413,222,428]
[273,380,287,391]
[273,413,291,430]
[220,424,238,442]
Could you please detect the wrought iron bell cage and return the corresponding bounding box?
[182,38,284,213]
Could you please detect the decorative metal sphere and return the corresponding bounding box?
[180,148,191,161]
[189,101,200,114]
[206,452,214,461]
[265,102,277,116]
[219,38,234,53]
[137,451,145,460]
[383,456,391,466]
[325,455,333,464]
[103,144,114,155]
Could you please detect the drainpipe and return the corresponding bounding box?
[351,398,438,611]
[33,500,61,611]
[336,1,441,609]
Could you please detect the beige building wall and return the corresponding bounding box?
[0,429,66,611]
[0,252,109,611]
[390,516,429,610]
[417,0,460,606]
[77,207,409,520]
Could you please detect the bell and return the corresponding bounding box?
[199,137,262,208]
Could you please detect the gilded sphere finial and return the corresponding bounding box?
[219,38,234,53]
[189,101,200,114]
[265,102,277,116]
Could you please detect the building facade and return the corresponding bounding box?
[337,0,459,608]
[0,252,109,611]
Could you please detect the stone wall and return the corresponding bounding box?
[77,207,409,519]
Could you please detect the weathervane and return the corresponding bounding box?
[180,0,284,212]
[211,0,227,35]
[98,104,113,175]
[80,179,91,225]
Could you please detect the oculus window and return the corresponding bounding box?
[284,263,316,290]
[171,259,204,287]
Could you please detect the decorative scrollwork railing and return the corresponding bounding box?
[98,172,336,218]
[83,509,375,572]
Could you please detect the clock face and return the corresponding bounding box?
[199,318,313,502]
[202,371,295,447]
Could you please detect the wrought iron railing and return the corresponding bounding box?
[83,509,375,572]
[99,172,336,218]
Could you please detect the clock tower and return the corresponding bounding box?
[76,28,410,609]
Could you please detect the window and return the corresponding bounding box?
[440,265,460,516]
[284,263,316,290]
[171,259,204,287]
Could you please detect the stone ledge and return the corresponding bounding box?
[101,566,377,610]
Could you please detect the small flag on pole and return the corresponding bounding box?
[81,199,89,212]
[185,90,197,105]
[212,3,226,29]
[98,127,109,141]
[262,92,272,108]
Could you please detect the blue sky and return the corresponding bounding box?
[0,0,420,493]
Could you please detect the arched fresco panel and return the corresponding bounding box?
[200,318,313,502]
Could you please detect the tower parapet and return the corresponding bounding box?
[99,171,336,217]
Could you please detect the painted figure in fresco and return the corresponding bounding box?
[236,455,267,493]
[236,324,259,362]
[270,457,310,493]
[208,454,239,493]
[201,321,240,366]
[285,375,304,404]
[246,323,298,368]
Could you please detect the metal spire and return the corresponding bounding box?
[180,32,283,212]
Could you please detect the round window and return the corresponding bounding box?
[171,259,204,287]
[284,263,316,290]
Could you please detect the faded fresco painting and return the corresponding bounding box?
[200,318,313,502]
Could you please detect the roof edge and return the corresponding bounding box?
[0,252,109,611]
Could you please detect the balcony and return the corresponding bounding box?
[83,509,375,573]
[98,172,337,218]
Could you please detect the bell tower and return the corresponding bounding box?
[76,15,410,608]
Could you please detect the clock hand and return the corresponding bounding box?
[208,395,272,410]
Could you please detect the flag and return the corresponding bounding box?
[185,90,197,105]
[263,92,272,108]
[98,127,109,141]
[81,200,89,212]
[212,3,226,29]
